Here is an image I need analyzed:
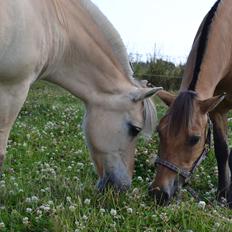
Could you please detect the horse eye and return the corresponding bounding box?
[128,123,142,137]
[188,135,201,146]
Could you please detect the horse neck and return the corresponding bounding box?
[181,0,232,100]
[44,0,135,104]
[47,52,135,104]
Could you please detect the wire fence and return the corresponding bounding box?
[136,74,182,90]
[136,73,182,79]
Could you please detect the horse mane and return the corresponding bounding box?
[168,91,197,136]
[188,0,221,90]
[80,0,133,80]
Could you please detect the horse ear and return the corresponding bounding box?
[131,87,163,102]
[156,90,176,106]
[199,94,226,113]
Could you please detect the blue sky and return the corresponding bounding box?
[91,0,216,63]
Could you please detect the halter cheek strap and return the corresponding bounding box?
[155,119,212,183]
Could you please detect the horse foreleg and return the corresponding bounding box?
[210,112,230,201]
[228,151,232,208]
[0,81,30,172]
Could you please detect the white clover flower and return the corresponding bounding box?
[110,222,116,228]
[110,209,117,216]
[127,208,133,214]
[69,205,76,212]
[75,221,80,226]
[44,163,50,168]
[0,180,6,189]
[132,188,139,195]
[45,187,50,192]
[43,206,50,212]
[66,196,72,202]
[100,208,105,214]
[77,162,84,168]
[26,208,32,213]
[152,214,158,219]
[48,200,54,205]
[137,176,143,182]
[36,210,42,215]
[31,196,39,203]
[22,217,29,225]
[82,215,88,220]
[0,222,5,228]
[14,182,18,187]
[198,201,206,209]
[25,198,31,203]
[84,199,91,205]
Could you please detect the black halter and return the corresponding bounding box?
[155,118,212,183]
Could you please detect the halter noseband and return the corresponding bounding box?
[155,118,212,183]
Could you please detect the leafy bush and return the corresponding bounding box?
[129,51,185,90]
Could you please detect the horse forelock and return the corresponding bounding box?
[168,91,197,136]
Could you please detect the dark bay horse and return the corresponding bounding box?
[150,0,232,206]
[0,0,162,192]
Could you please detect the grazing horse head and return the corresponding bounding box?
[0,0,162,193]
[148,0,232,205]
[84,85,162,191]
[149,90,224,204]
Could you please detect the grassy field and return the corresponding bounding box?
[0,82,232,232]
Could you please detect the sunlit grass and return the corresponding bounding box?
[0,81,231,231]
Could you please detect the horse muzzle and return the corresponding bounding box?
[149,177,184,205]
[97,172,131,192]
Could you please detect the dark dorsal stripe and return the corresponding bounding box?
[188,0,221,91]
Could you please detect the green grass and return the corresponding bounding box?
[0,81,231,231]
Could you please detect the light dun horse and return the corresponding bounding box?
[0,0,161,191]
[150,0,232,207]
